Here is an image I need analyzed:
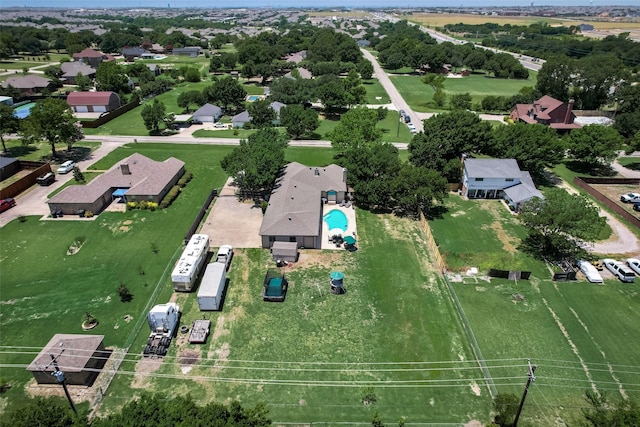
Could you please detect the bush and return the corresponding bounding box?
[84,210,94,218]
[117,282,133,302]
[127,201,139,210]
[160,185,181,209]
[178,171,193,187]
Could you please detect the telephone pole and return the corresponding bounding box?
[513,359,536,427]
[47,352,77,415]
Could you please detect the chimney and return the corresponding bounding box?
[342,168,347,183]
[314,167,319,176]
[120,163,131,175]
[564,99,575,124]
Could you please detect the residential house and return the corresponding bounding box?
[172,47,202,57]
[232,102,286,128]
[510,95,581,130]
[122,46,150,61]
[1,75,53,95]
[260,162,348,249]
[72,48,113,68]
[284,50,307,64]
[192,103,223,123]
[461,158,543,211]
[284,67,312,80]
[26,334,110,386]
[61,61,96,84]
[47,153,185,215]
[67,91,121,113]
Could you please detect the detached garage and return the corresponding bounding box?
[67,91,121,113]
[192,103,222,123]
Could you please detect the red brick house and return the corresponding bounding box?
[510,95,581,130]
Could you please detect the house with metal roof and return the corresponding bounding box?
[260,162,348,249]
[26,334,110,386]
[461,158,543,211]
[66,91,121,113]
[47,153,184,215]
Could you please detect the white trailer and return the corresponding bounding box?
[172,234,210,292]
[197,262,227,311]
[144,302,180,357]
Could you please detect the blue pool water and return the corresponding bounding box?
[323,209,348,233]
[13,102,36,119]
[247,95,260,102]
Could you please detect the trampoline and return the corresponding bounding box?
[262,270,288,302]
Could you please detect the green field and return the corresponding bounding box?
[0,143,488,424]
[364,79,391,104]
[429,195,640,424]
[390,73,537,112]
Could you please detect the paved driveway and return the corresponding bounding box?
[199,178,263,249]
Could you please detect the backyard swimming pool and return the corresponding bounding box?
[323,209,348,233]
[246,95,260,102]
[13,102,36,119]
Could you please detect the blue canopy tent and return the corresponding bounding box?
[112,188,129,203]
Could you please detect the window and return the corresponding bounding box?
[475,178,484,182]
[506,178,514,182]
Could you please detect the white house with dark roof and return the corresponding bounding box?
[47,153,184,215]
[461,158,543,211]
[260,162,348,249]
[67,91,121,113]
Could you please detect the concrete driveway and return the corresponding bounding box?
[199,177,263,249]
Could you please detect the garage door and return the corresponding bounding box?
[94,106,107,112]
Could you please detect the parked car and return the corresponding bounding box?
[603,258,635,283]
[57,160,75,174]
[620,192,640,203]
[627,258,640,275]
[404,115,411,123]
[216,245,234,270]
[577,260,603,284]
[633,202,640,212]
[36,172,55,186]
[213,122,227,129]
[0,198,16,213]
[399,109,406,118]
[591,260,604,271]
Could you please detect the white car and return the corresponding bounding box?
[603,258,635,283]
[577,260,603,284]
[627,258,640,275]
[216,245,233,270]
[57,160,75,174]
[620,192,640,203]
[213,122,227,129]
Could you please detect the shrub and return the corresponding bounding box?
[117,282,133,302]
[178,171,193,187]
[127,201,139,210]
[139,200,148,210]
[147,202,158,211]
[83,210,94,218]
[160,185,181,209]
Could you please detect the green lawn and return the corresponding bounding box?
[390,73,537,113]
[617,156,640,171]
[429,195,640,424]
[0,139,101,163]
[363,79,391,104]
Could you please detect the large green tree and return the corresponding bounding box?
[486,122,564,182]
[203,77,246,114]
[519,188,606,260]
[573,54,627,110]
[565,124,623,171]
[330,107,381,154]
[536,55,574,102]
[10,396,81,427]
[141,99,167,133]
[280,105,319,139]
[580,391,640,426]
[248,99,276,129]
[177,90,203,113]
[392,164,447,218]
[95,61,130,94]
[20,98,83,158]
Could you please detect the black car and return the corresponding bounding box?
[634,202,640,212]
[36,172,55,186]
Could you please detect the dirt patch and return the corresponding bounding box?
[178,350,201,374]
[66,237,86,255]
[288,250,344,270]
[211,314,230,340]
[131,357,163,389]
[469,381,481,396]
[451,210,466,217]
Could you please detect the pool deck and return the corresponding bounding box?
[321,204,357,250]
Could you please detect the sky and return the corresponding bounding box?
[5,0,640,8]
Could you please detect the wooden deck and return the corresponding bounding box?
[188,320,211,344]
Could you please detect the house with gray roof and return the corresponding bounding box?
[232,102,286,128]
[47,153,184,215]
[461,158,543,211]
[61,61,96,84]
[1,75,53,95]
[192,103,222,123]
[260,162,347,249]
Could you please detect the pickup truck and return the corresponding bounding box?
[620,192,640,203]
[216,245,233,270]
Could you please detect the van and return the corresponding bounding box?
[577,260,603,284]
[36,172,55,186]
[603,258,635,283]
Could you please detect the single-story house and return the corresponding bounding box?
[67,91,120,113]
[284,50,307,64]
[232,102,286,128]
[461,158,543,211]
[72,48,114,68]
[260,162,348,249]
[0,157,20,181]
[1,75,53,95]
[284,67,312,80]
[61,62,96,84]
[26,334,110,386]
[192,103,223,123]
[172,47,202,57]
[122,46,150,61]
[47,153,185,215]
[510,95,581,130]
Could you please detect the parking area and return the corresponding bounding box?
[199,177,263,249]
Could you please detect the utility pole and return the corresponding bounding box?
[47,351,77,415]
[513,359,536,427]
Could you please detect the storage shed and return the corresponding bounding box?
[271,241,299,262]
[26,334,110,386]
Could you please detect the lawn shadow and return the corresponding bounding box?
[424,204,449,220]
[5,144,37,158]
[565,160,615,177]
[619,160,640,171]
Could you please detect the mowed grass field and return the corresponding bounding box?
[0,144,489,424]
[390,73,537,113]
[429,196,640,424]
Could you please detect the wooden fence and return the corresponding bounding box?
[79,99,140,128]
[0,161,51,199]
[418,209,446,275]
[573,177,640,229]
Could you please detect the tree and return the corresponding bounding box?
[536,55,574,102]
[421,73,446,107]
[573,54,627,110]
[280,105,319,139]
[357,59,374,80]
[392,164,447,217]
[141,99,167,133]
[316,74,349,114]
[209,54,222,73]
[0,103,20,153]
[464,50,487,71]
[343,69,367,106]
[220,52,238,70]
[519,188,606,260]
[20,98,83,158]
[10,396,81,427]
[613,84,640,139]
[450,92,472,110]
[330,107,382,154]
[565,124,623,172]
[493,393,519,427]
[580,390,640,426]
[183,67,201,82]
[95,61,130,94]
[486,122,564,182]
[269,77,314,105]
[203,77,246,114]
[177,90,203,113]
[248,99,276,128]
[75,72,92,91]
